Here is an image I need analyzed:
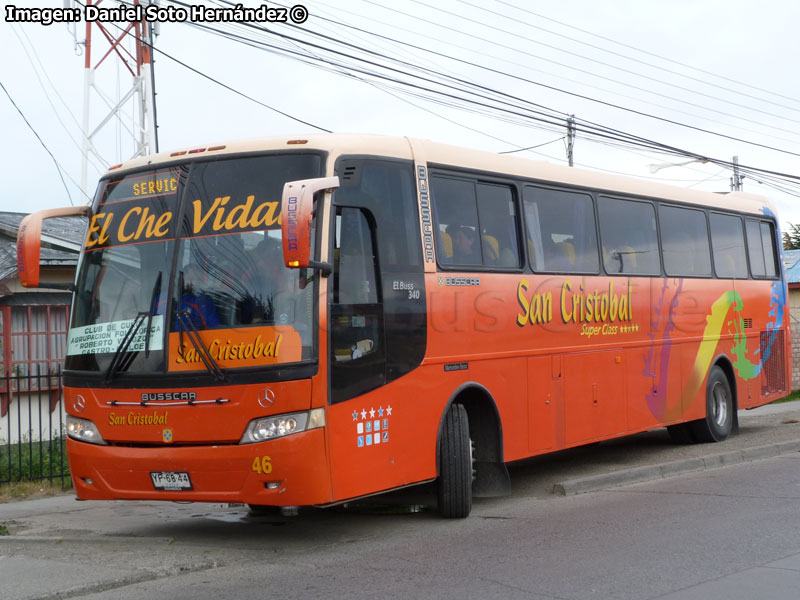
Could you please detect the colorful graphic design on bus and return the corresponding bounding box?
[643,279,683,421]
[645,277,786,421]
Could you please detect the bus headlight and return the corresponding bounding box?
[67,415,107,445]
[240,408,325,444]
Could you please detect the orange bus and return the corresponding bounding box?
[18,135,790,518]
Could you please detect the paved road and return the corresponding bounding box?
[1,402,799,600]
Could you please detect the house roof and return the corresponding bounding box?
[0,212,86,282]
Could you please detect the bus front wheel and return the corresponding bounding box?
[691,366,734,443]
[437,403,473,518]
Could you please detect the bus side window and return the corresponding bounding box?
[523,186,599,273]
[710,213,748,279]
[746,219,778,278]
[334,208,379,305]
[431,176,482,267]
[598,196,660,276]
[659,205,712,277]
[761,222,778,277]
[476,182,521,268]
[432,175,521,269]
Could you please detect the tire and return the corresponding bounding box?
[437,403,473,518]
[690,366,734,443]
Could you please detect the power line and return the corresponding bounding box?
[304,0,800,149]
[461,0,800,117]
[75,0,333,134]
[225,1,530,150]
[122,1,800,194]
[496,0,800,109]
[11,24,107,175]
[499,137,565,154]
[181,3,800,190]
[360,0,800,140]
[0,79,77,206]
[248,0,800,159]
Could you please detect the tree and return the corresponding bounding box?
[783,223,800,250]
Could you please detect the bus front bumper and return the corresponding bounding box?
[67,428,332,506]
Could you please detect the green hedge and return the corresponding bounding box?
[0,434,70,483]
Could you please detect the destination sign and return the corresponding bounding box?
[67,316,164,356]
[101,169,181,205]
[86,168,284,250]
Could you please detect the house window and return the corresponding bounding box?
[1,305,69,382]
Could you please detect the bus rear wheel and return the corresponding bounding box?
[437,403,473,518]
[690,366,734,443]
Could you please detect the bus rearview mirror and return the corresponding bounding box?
[281,176,339,273]
[17,205,93,288]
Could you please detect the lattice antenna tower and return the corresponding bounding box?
[71,0,159,199]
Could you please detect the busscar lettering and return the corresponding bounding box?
[417,166,435,263]
[286,196,299,251]
[141,392,197,402]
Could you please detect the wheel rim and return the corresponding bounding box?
[711,382,729,427]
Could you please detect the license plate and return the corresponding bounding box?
[150,471,192,491]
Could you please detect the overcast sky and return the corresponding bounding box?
[2,0,800,227]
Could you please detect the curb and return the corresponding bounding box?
[552,440,800,496]
[0,535,175,545]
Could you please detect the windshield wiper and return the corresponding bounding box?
[104,312,147,383]
[144,271,162,357]
[176,310,227,382]
[104,274,163,382]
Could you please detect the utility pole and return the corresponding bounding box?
[566,115,576,167]
[77,0,159,200]
[730,155,744,191]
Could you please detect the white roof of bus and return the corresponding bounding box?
[109,133,775,218]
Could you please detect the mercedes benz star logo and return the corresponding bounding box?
[73,394,87,413]
[258,388,276,408]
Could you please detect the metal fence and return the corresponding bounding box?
[1,367,70,486]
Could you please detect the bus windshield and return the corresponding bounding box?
[66,153,321,375]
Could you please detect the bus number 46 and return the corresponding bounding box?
[251,456,272,474]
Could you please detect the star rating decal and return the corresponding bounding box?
[353,406,393,448]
